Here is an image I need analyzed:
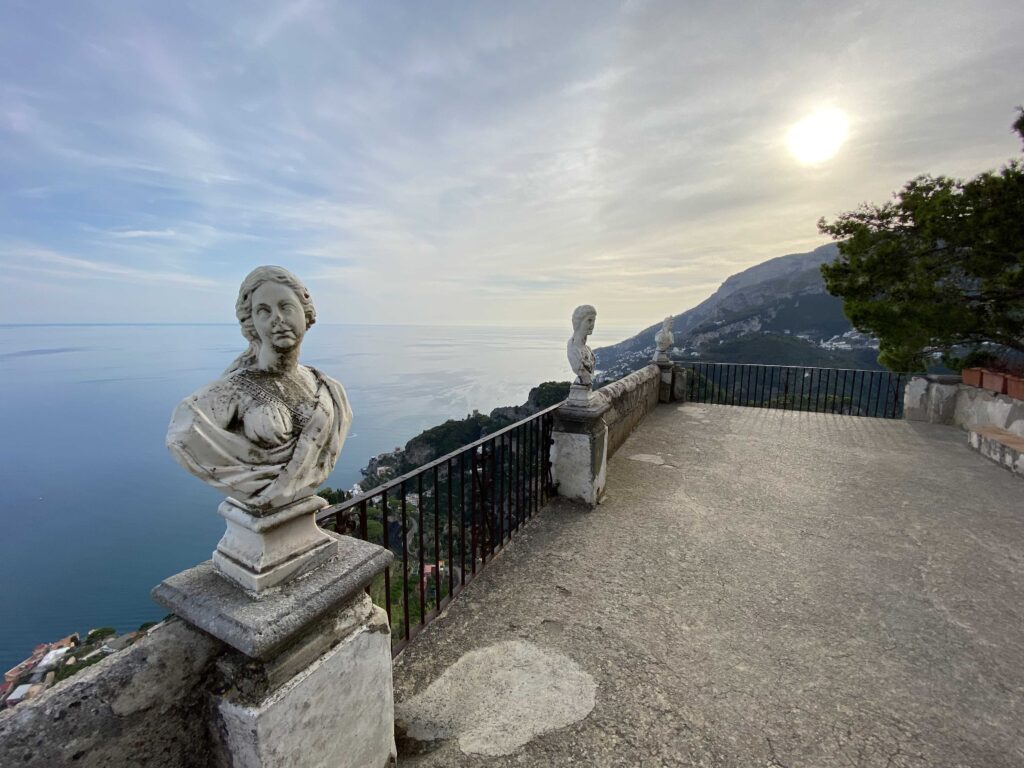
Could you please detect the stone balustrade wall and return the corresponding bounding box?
[595,364,661,458]
[905,375,1024,437]
[0,619,224,768]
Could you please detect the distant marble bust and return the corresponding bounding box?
[166,266,352,511]
[567,304,597,387]
[654,315,674,362]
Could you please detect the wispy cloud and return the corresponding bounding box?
[0,1,1021,327]
[1,246,220,289]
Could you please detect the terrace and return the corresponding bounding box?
[390,402,1024,766]
[2,363,1021,768]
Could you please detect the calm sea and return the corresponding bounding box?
[0,322,631,671]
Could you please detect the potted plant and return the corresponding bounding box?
[961,367,984,387]
[1007,374,1024,401]
[982,368,1008,394]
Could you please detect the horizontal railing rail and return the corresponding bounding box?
[316,402,560,657]
[674,361,913,418]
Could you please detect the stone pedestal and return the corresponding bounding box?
[656,360,673,403]
[550,396,611,507]
[152,533,397,768]
[213,496,337,594]
[672,365,688,403]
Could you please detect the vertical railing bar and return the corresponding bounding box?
[536,415,544,518]
[496,435,504,548]
[459,451,466,585]
[447,457,454,599]
[873,371,883,418]
[381,490,392,634]
[400,480,410,641]
[470,450,478,575]
[480,443,489,565]
[489,438,497,556]
[359,498,368,541]
[507,431,513,538]
[417,472,425,625]
[518,423,525,529]
[546,413,553,503]
[433,464,441,612]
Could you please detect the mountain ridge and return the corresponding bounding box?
[596,243,883,377]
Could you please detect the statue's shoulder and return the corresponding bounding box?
[303,365,352,423]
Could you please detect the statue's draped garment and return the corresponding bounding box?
[567,340,596,384]
[167,366,351,509]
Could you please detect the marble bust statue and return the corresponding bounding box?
[167,266,352,512]
[654,315,674,362]
[567,304,597,387]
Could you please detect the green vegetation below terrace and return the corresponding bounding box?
[356,381,570,490]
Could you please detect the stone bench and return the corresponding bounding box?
[968,426,1024,478]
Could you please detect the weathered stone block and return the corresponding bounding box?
[211,600,396,768]
[0,619,223,768]
[672,365,688,402]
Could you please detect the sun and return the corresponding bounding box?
[786,107,849,165]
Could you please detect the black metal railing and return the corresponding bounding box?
[676,361,912,418]
[316,403,558,657]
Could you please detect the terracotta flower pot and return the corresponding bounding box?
[1007,375,1024,402]
[961,368,984,387]
[981,369,1008,395]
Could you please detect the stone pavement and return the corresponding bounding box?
[392,403,1024,767]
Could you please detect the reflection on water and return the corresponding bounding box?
[0,322,631,670]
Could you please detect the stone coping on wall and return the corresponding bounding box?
[0,619,223,768]
[594,364,661,458]
[905,376,1024,439]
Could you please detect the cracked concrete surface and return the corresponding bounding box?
[392,404,1024,767]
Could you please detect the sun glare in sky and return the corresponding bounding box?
[786,107,850,165]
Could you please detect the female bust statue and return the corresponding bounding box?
[166,266,352,511]
[567,304,597,387]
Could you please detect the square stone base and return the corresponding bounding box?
[152,533,393,659]
[551,400,610,507]
[214,600,397,768]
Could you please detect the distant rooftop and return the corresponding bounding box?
[394,403,1024,766]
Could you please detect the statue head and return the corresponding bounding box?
[662,315,673,330]
[571,304,597,338]
[226,266,316,374]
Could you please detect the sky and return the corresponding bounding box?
[1,0,1022,329]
